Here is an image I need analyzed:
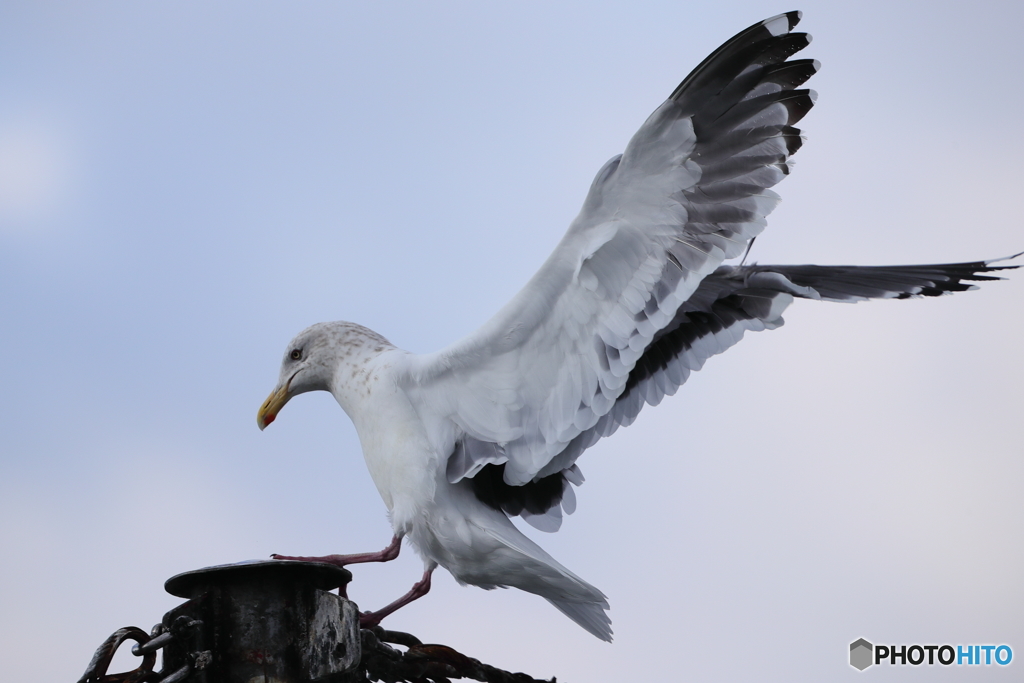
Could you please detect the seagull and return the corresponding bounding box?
[256,11,1017,642]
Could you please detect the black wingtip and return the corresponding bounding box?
[775,10,803,33]
[984,250,1023,266]
[782,89,817,125]
[671,12,812,103]
[759,11,803,36]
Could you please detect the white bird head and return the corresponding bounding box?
[257,321,393,430]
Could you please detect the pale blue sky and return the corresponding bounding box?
[2,2,1022,681]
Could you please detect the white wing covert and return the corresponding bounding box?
[401,12,818,529]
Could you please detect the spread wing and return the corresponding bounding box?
[559,258,1018,487]
[401,12,818,524]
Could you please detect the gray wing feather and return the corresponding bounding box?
[403,13,820,530]
[404,13,1016,531]
[537,257,1020,482]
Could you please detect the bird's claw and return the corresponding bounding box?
[359,610,383,629]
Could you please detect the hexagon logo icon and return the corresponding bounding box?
[850,638,873,670]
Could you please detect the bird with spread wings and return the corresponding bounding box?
[256,12,1017,641]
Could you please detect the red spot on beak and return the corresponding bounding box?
[264,413,276,426]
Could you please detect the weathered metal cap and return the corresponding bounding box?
[165,560,352,598]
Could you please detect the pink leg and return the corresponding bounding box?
[271,535,401,568]
[359,566,434,629]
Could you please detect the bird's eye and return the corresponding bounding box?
[290,349,302,361]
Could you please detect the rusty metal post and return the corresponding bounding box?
[160,560,359,683]
[80,559,554,683]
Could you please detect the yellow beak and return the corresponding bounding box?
[257,383,291,430]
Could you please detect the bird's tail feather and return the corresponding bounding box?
[545,596,613,642]
[483,525,613,641]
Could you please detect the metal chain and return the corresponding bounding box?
[77,627,158,683]
[81,618,549,683]
[78,617,208,683]
[360,627,556,683]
